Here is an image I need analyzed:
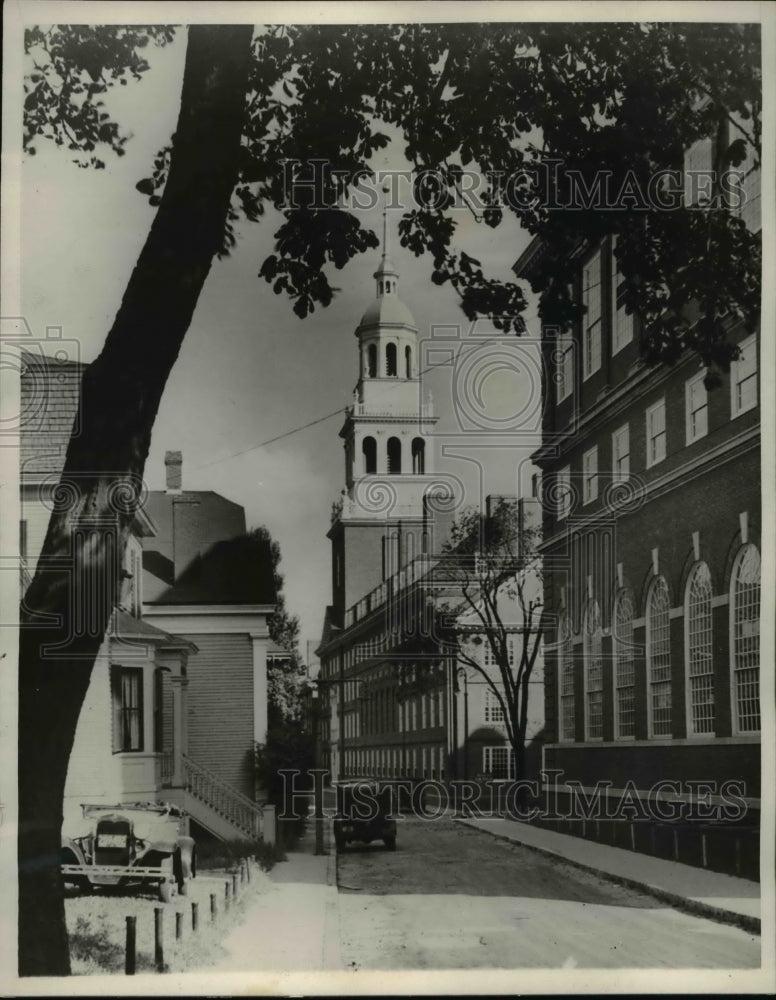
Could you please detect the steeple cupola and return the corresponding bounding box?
[327,202,441,614]
[356,205,417,350]
[336,202,437,494]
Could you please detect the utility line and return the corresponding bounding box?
[192,334,526,472]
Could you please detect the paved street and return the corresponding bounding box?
[335,817,759,970]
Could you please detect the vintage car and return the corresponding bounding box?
[333,781,397,852]
[61,802,196,902]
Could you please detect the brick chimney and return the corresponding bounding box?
[165,450,182,493]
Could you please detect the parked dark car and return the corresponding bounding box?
[333,781,397,851]
[61,802,196,902]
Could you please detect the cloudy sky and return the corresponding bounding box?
[21,25,541,650]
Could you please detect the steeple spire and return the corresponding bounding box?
[382,199,390,262]
[374,186,398,297]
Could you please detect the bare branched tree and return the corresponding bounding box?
[435,499,545,783]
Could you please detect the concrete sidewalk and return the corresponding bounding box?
[209,820,342,972]
[460,816,760,934]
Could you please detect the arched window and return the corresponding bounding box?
[367,344,377,378]
[387,436,401,474]
[647,575,672,737]
[386,343,397,377]
[731,544,760,733]
[362,436,377,474]
[583,600,603,740]
[686,562,714,735]
[558,611,575,742]
[613,589,635,738]
[411,437,425,474]
[405,345,412,378]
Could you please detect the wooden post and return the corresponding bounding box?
[154,907,165,973]
[224,880,230,910]
[232,871,238,899]
[175,911,183,940]
[701,832,708,869]
[210,893,217,921]
[192,901,199,931]
[246,858,251,883]
[240,859,246,883]
[125,916,136,976]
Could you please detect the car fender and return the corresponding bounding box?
[61,837,87,866]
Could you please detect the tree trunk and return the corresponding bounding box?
[18,24,254,976]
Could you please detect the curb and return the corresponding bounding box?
[459,819,761,937]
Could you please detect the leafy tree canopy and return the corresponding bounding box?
[24,22,761,374]
[249,527,308,725]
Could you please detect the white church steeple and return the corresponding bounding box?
[327,202,441,614]
[338,203,436,492]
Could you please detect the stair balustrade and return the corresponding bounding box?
[182,755,263,840]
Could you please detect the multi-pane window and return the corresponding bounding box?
[730,333,758,417]
[582,248,602,379]
[112,666,143,751]
[647,576,672,737]
[483,746,515,780]
[612,423,630,481]
[730,112,761,232]
[479,636,496,667]
[738,160,761,232]
[731,544,761,733]
[484,687,505,724]
[646,399,667,467]
[686,562,714,735]
[556,334,574,402]
[583,446,598,505]
[610,236,634,354]
[584,600,603,740]
[684,136,714,207]
[613,589,636,738]
[556,465,573,520]
[685,371,709,444]
[558,612,575,742]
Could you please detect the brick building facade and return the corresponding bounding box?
[514,165,761,877]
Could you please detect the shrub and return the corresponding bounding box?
[196,836,285,872]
